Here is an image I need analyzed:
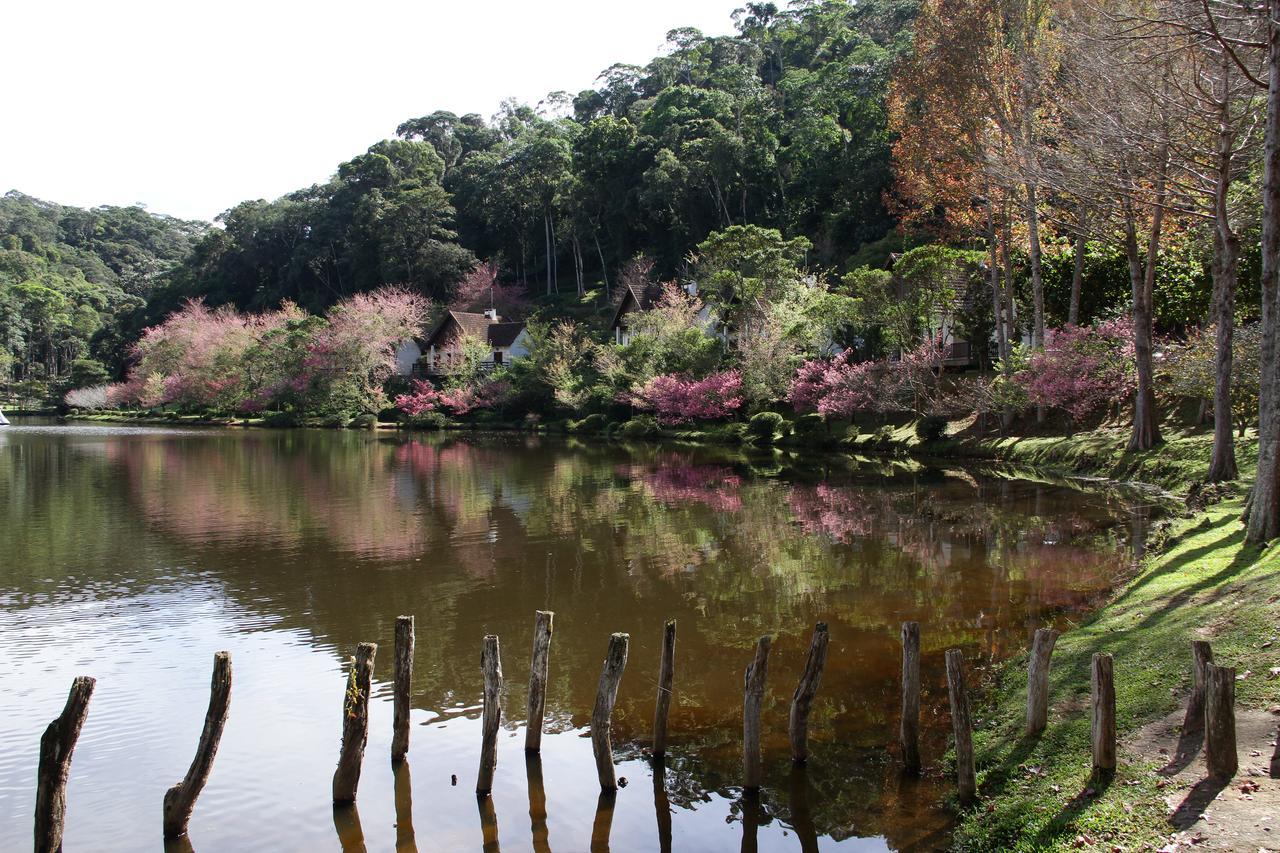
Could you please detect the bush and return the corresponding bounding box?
[915,416,948,442]
[871,425,893,444]
[748,411,787,444]
[350,413,378,430]
[64,385,110,410]
[404,411,449,430]
[620,415,660,438]
[792,412,827,438]
[569,413,609,434]
[262,411,301,428]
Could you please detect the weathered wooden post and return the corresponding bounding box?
[1204,662,1238,778]
[944,649,976,805]
[333,643,376,803]
[789,622,829,764]
[592,633,630,790]
[164,652,232,839]
[392,616,415,763]
[1271,723,1280,778]
[1091,653,1116,777]
[477,635,503,796]
[1025,628,1059,736]
[525,611,554,753]
[900,621,921,773]
[743,635,772,791]
[653,619,676,759]
[1181,641,1214,736]
[35,676,96,853]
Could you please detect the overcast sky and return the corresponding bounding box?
[2,0,739,222]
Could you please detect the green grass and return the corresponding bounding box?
[950,426,1280,851]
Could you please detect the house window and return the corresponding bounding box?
[493,351,503,365]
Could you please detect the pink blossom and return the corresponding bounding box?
[631,370,744,425]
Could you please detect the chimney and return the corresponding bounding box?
[483,308,498,322]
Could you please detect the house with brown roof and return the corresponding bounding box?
[609,280,719,345]
[397,309,532,378]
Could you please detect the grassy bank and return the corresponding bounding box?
[939,425,1280,851]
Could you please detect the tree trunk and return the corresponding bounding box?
[35,676,95,853]
[1248,1,1280,542]
[1070,223,1086,326]
[1209,225,1241,481]
[164,653,232,839]
[1025,182,1046,349]
[987,198,1009,367]
[1124,209,1161,451]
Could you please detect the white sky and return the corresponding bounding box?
[1,0,740,222]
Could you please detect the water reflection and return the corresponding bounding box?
[0,423,1156,851]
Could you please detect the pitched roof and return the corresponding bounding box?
[422,311,527,349]
[609,281,665,330]
[486,322,526,348]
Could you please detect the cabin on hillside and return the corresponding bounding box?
[609,280,720,345]
[396,309,531,378]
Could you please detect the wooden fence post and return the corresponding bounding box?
[333,643,376,803]
[164,652,232,839]
[1205,662,1238,779]
[789,623,829,764]
[1181,641,1214,736]
[392,616,415,763]
[477,635,503,796]
[944,649,976,805]
[900,621,921,774]
[653,619,676,759]
[1025,628,1059,736]
[592,633,630,790]
[525,611,554,753]
[34,676,95,853]
[1091,653,1116,777]
[743,635,772,791]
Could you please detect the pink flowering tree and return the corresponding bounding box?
[395,378,512,417]
[629,369,744,425]
[789,338,946,418]
[1016,320,1136,422]
[449,262,532,319]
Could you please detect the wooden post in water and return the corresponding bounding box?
[1181,641,1214,736]
[1025,628,1059,737]
[333,642,376,803]
[743,635,772,791]
[653,619,676,759]
[477,635,503,796]
[944,649,976,805]
[34,676,95,853]
[1204,662,1238,778]
[163,652,232,839]
[789,623,829,764]
[1091,653,1116,777]
[392,616,415,763]
[900,621,921,774]
[525,611,554,753]
[591,633,630,790]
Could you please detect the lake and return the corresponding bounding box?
[0,421,1155,851]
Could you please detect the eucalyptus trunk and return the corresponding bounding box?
[1247,0,1280,542]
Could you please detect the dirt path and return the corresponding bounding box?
[1127,707,1279,851]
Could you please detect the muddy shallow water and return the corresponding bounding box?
[0,421,1156,851]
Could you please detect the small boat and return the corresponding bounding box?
[0,408,8,426]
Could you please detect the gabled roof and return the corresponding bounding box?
[422,311,526,349]
[609,281,665,330]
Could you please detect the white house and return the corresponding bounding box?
[406,309,532,377]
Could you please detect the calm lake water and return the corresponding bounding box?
[0,420,1155,852]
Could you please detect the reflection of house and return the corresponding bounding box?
[609,281,720,345]
[400,309,531,377]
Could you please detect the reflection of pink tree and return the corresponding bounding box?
[787,484,878,542]
[626,456,744,512]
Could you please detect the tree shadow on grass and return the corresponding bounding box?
[1160,721,1205,777]
[1169,775,1230,830]
[1133,533,1261,632]
[1029,771,1114,850]
[1111,524,1244,611]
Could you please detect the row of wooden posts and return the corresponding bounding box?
[32,616,1262,852]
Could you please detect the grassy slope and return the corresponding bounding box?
[921,425,1280,851]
